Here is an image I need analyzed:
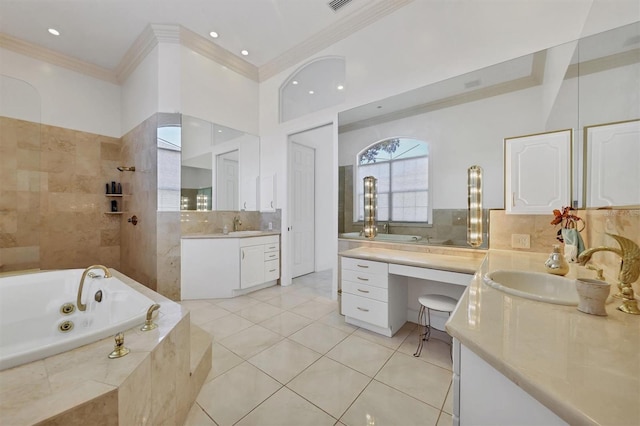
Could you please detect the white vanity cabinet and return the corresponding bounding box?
[240,237,280,289]
[453,339,566,426]
[181,234,280,299]
[341,257,407,337]
[504,129,571,214]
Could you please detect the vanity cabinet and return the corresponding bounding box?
[453,340,566,426]
[181,234,280,299]
[240,237,280,289]
[504,129,571,214]
[341,257,407,337]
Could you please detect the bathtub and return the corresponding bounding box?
[0,269,156,371]
[339,232,423,242]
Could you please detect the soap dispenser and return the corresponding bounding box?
[544,245,570,276]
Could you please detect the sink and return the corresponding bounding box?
[483,270,579,305]
[227,230,264,236]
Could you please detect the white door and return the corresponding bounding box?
[289,142,315,277]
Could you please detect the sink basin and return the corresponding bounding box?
[227,230,264,236]
[483,270,579,305]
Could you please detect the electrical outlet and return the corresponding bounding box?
[511,233,531,249]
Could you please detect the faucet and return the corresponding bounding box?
[77,265,112,312]
[381,222,390,234]
[578,233,640,315]
[233,216,242,231]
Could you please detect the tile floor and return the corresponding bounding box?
[182,270,454,426]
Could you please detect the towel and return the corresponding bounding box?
[561,228,585,263]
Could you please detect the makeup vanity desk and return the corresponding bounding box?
[339,247,484,337]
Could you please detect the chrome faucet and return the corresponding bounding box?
[77,265,112,312]
[233,216,242,232]
[578,233,640,315]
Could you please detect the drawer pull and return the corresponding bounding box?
[357,289,370,293]
[268,254,277,258]
[357,276,369,281]
[269,269,276,273]
[357,307,369,312]
[357,264,369,268]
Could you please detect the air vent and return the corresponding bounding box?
[328,0,353,12]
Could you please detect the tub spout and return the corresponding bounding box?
[141,304,161,331]
[77,265,112,312]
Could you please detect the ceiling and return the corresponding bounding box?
[0,0,408,79]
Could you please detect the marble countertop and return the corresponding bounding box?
[181,231,280,239]
[446,249,640,425]
[339,247,484,274]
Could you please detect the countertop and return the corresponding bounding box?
[339,247,484,274]
[446,249,640,425]
[181,231,280,239]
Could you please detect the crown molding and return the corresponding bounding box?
[0,33,117,84]
[180,27,259,81]
[258,0,414,81]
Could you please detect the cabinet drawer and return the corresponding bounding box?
[342,269,387,289]
[265,242,280,253]
[264,251,279,261]
[342,281,388,302]
[342,293,388,328]
[342,257,387,275]
[264,259,279,281]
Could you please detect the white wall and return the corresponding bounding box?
[258,0,639,287]
[288,124,335,272]
[121,46,160,135]
[181,46,259,135]
[0,48,121,137]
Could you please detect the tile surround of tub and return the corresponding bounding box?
[0,116,122,272]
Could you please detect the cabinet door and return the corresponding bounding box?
[240,245,265,288]
[259,174,276,212]
[504,129,571,214]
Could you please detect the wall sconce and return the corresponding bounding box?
[196,194,208,211]
[181,196,189,210]
[467,165,483,248]
[363,176,378,239]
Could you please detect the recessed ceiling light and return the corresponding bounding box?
[308,90,315,95]
[292,80,299,85]
[337,85,344,90]
[217,130,223,133]
[241,50,249,56]
[209,31,219,38]
[48,28,60,36]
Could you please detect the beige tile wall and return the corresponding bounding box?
[489,208,640,285]
[0,116,121,272]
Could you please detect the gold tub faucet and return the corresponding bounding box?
[77,265,112,312]
[578,234,640,315]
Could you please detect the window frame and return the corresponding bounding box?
[352,137,432,226]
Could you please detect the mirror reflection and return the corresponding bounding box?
[338,22,639,248]
[181,115,259,211]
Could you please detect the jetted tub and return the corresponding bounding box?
[0,269,156,371]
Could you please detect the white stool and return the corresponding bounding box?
[413,294,457,357]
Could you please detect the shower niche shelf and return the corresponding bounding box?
[105,194,125,214]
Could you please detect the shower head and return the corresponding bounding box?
[117,166,136,172]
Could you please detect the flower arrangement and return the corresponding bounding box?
[551,206,584,242]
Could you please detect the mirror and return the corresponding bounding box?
[338,22,639,248]
[181,115,259,211]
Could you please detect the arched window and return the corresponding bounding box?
[356,138,430,223]
[280,56,346,122]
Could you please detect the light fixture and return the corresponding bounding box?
[241,50,249,56]
[181,196,189,210]
[217,129,222,133]
[209,31,219,38]
[308,90,315,95]
[467,165,483,247]
[48,28,60,36]
[292,80,299,85]
[337,85,344,90]
[363,176,378,239]
[197,194,208,211]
